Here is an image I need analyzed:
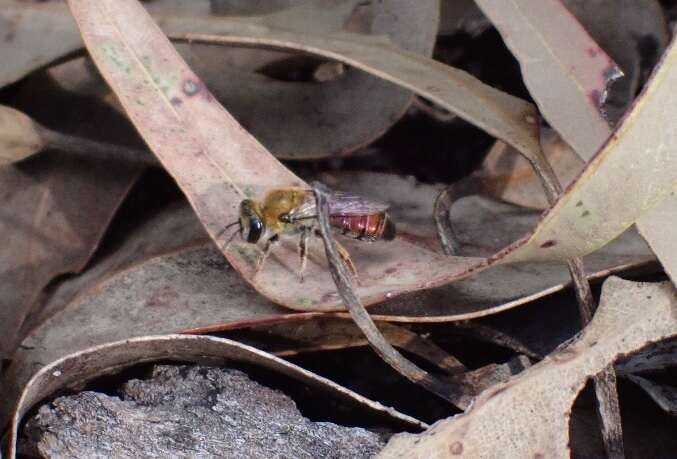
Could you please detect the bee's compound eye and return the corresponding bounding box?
[246,216,264,243]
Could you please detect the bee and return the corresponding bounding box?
[232,187,396,279]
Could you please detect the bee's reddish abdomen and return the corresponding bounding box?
[330,213,396,241]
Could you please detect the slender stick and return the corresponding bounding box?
[312,181,467,406]
[527,141,624,459]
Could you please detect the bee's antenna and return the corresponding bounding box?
[214,220,241,252]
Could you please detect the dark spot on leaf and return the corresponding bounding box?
[320,292,338,302]
[385,267,397,274]
[540,240,557,249]
[182,79,202,96]
[449,441,463,455]
[587,47,598,58]
[581,210,590,217]
[589,89,602,108]
[576,201,583,207]
[647,295,652,300]
[170,97,182,106]
[534,454,545,459]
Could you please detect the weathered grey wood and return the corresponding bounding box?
[21,365,385,458]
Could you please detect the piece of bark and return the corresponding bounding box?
[21,365,385,459]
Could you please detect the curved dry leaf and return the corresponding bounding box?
[638,196,677,284]
[497,36,677,264]
[564,0,670,123]
[65,0,480,312]
[378,277,677,458]
[0,105,45,165]
[477,0,677,286]
[164,0,441,160]
[475,0,620,159]
[476,130,585,210]
[0,152,141,358]
[5,334,426,458]
[0,205,289,429]
[67,0,676,314]
[1,0,440,160]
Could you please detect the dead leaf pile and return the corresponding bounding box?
[1,0,676,457]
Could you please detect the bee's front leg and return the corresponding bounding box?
[297,227,311,283]
[254,235,277,278]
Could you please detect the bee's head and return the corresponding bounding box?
[239,199,265,244]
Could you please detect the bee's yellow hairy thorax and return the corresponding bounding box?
[261,187,308,232]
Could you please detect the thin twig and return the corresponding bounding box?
[312,181,467,406]
[528,141,624,458]
[433,175,483,255]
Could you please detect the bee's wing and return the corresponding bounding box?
[286,191,390,221]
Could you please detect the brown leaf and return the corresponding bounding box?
[0,105,45,165]
[0,152,141,358]
[1,0,440,160]
[638,196,677,284]
[476,130,586,210]
[377,277,677,458]
[475,0,621,158]
[5,334,425,458]
[477,0,677,287]
[564,0,670,123]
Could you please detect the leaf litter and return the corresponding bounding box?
[1,0,677,456]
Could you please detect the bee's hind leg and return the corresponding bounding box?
[312,229,359,280]
[335,240,359,280]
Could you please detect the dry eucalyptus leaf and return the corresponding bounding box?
[0,105,46,165]
[564,0,670,123]
[67,0,675,314]
[477,0,677,287]
[637,195,677,284]
[495,34,677,264]
[474,129,586,210]
[1,0,440,160]
[475,0,620,159]
[5,335,425,458]
[378,277,677,458]
[0,206,288,429]
[0,152,141,358]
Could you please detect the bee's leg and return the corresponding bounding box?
[254,236,276,278]
[313,228,359,279]
[298,227,310,282]
[335,240,359,279]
